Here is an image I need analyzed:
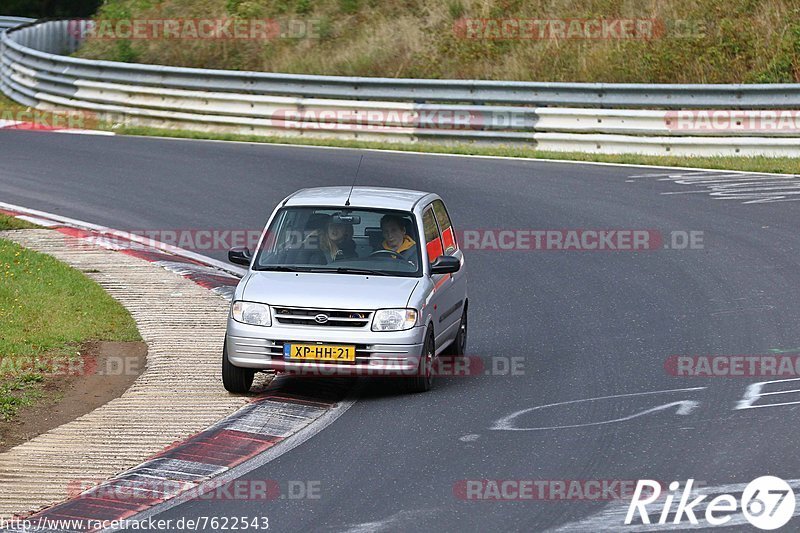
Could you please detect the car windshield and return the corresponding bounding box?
[253,207,422,277]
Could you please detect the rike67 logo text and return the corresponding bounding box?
[626,477,796,530]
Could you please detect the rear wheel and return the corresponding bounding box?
[408,329,435,393]
[222,336,255,393]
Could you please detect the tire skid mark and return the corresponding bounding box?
[626,170,800,204]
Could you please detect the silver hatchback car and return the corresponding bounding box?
[223,186,468,393]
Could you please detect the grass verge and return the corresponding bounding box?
[0,213,40,231]
[0,94,26,115]
[114,125,800,175]
[0,233,141,421]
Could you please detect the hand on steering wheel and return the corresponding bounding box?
[369,249,403,260]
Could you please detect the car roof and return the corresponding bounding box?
[283,186,434,211]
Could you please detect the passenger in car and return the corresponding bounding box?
[320,218,357,262]
[379,214,417,261]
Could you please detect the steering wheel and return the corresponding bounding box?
[369,249,403,260]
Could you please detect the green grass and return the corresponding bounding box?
[0,238,140,420]
[0,94,25,114]
[115,124,800,175]
[0,213,40,230]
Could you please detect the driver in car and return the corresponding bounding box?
[378,214,417,262]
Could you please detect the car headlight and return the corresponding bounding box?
[231,301,271,326]
[371,308,417,331]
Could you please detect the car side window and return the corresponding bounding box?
[431,199,457,255]
[422,206,443,262]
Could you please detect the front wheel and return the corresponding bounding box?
[407,329,435,393]
[222,336,255,393]
[443,305,467,357]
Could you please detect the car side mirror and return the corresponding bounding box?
[228,247,252,266]
[430,255,460,275]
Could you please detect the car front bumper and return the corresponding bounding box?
[226,318,426,375]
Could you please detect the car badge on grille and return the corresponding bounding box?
[314,314,329,324]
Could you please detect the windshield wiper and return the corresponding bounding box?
[306,267,389,276]
[257,265,310,272]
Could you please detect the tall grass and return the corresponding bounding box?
[74,0,800,82]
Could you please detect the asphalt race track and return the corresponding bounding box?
[3,130,800,532]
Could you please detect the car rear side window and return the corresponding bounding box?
[422,207,443,262]
[432,199,457,255]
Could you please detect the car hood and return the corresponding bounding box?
[242,271,419,310]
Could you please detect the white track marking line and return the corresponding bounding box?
[491,387,707,431]
[0,200,246,277]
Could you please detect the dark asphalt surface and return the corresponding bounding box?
[2,131,800,532]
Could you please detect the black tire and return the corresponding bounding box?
[222,336,255,393]
[443,304,468,357]
[408,329,435,393]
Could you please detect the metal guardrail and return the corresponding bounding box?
[0,17,33,32]
[1,18,799,156]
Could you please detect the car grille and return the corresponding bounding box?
[230,338,411,364]
[273,306,372,328]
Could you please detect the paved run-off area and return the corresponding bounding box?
[0,229,262,519]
